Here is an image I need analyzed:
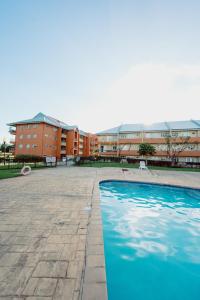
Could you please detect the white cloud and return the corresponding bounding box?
[80,63,200,132]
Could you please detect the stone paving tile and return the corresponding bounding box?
[86,255,105,268]
[84,267,106,283]
[22,278,57,296]
[66,261,80,279]
[0,267,34,296]
[26,297,52,300]
[1,166,200,300]
[86,244,104,255]
[59,244,77,261]
[53,278,76,300]
[0,298,25,300]
[0,253,22,267]
[82,283,107,300]
[32,261,68,278]
[46,235,72,244]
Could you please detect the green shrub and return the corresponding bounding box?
[14,155,44,163]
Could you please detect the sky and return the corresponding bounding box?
[1,0,200,142]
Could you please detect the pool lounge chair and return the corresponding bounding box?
[139,161,148,170]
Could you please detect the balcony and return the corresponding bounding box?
[60,150,66,154]
[61,141,66,146]
[61,133,66,138]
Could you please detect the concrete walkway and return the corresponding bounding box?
[0,167,200,300]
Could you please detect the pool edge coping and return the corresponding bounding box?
[81,176,200,300]
[99,179,200,191]
[81,178,108,300]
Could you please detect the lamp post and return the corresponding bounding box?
[3,138,6,166]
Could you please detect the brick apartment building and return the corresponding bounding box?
[97,120,200,163]
[8,112,97,159]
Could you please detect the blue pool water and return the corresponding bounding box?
[100,181,200,300]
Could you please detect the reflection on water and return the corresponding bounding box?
[100,181,200,300]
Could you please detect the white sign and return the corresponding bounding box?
[46,156,56,163]
[45,156,56,166]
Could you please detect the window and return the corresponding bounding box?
[145,132,162,138]
[18,144,23,149]
[44,133,48,138]
[27,134,31,139]
[33,124,38,128]
[99,135,117,142]
[161,132,170,137]
[26,144,30,149]
[120,135,127,139]
[120,133,140,139]
[33,134,37,138]
[171,131,178,137]
[19,134,23,139]
[53,127,58,132]
[191,131,197,136]
[32,144,38,148]
[181,131,189,137]
[100,145,104,152]
[113,145,117,151]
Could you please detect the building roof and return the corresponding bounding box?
[79,130,88,137]
[8,112,77,130]
[97,119,200,135]
[97,126,121,135]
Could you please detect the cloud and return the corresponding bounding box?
[80,63,200,132]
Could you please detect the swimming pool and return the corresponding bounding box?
[100,181,200,300]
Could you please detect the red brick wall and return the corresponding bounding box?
[15,123,58,157]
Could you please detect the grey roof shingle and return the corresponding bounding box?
[97,126,121,135]
[120,124,144,132]
[167,120,200,130]
[97,119,200,135]
[8,112,77,130]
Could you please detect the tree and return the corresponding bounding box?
[165,135,195,165]
[0,143,13,152]
[138,143,156,164]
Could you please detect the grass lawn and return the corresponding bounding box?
[78,161,200,172]
[0,169,21,180]
[0,163,46,179]
[0,163,46,170]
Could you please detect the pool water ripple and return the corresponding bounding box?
[100,181,200,300]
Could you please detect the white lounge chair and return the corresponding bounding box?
[139,161,148,170]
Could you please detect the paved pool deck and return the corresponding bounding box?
[0,166,200,300]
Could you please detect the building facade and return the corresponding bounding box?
[97,120,200,163]
[89,133,99,156]
[8,113,93,159]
